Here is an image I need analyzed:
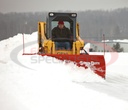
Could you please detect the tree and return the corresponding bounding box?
[112,42,124,52]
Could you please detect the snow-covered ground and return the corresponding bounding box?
[0,32,128,110]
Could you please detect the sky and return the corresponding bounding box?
[0,0,128,13]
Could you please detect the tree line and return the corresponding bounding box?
[0,8,128,41]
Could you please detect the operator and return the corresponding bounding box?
[52,20,72,50]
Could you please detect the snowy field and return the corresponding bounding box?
[0,32,128,110]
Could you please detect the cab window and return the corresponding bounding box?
[51,21,70,30]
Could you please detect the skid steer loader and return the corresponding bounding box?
[23,12,106,78]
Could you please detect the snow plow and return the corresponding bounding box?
[23,12,106,78]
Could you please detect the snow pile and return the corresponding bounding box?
[102,39,128,43]
[113,39,128,43]
[0,32,128,110]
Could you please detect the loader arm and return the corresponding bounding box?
[38,22,47,47]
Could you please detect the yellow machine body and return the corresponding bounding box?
[38,22,84,55]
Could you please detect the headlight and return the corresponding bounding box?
[49,13,54,17]
[71,13,77,17]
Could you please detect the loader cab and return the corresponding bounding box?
[47,12,77,42]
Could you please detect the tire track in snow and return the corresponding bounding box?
[79,69,128,101]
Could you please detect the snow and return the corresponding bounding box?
[102,39,128,43]
[111,39,128,43]
[0,32,128,110]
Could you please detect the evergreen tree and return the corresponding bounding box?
[112,42,124,52]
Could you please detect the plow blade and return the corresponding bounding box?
[39,54,106,78]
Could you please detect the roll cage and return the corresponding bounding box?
[46,12,77,41]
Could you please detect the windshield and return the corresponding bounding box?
[51,21,70,29]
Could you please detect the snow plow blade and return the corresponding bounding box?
[39,54,106,78]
